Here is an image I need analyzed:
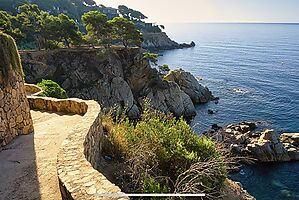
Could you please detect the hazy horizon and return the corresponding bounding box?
[96,0,299,23]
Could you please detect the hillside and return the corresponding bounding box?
[0,0,195,50]
[0,0,110,21]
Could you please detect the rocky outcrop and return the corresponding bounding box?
[206,122,299,162]
[21,48,202,118]
[280,133,299,160]
[0,32,34,148]
[221,179,256,200]
[164,69,216,103]
[142,32,195,50]
[245,130,291,162]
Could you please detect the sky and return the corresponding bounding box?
[96,0,299,23]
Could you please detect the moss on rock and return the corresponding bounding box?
[0,32,23,82]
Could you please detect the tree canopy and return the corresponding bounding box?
[109,17,143,47]
[1,3,145,49]
[118,5,147,21]
[81,10,112,45]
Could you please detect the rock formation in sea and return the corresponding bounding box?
[164,69,216,103]
[21,48,213,119]
[142,32,195,50]
[206,122,299,162]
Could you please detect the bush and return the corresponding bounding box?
[37,79,68,99]
[103,103,227,197]
[143,52,158,65]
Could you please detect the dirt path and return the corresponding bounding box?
[0,110,83,200]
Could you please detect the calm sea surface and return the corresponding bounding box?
[157,23,299,200]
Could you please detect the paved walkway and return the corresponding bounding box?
[0,110,83,200]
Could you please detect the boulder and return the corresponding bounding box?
[164,69,215,103]
[281,133,299,146]
[208,109,214,114]
[260,129,279,142]
[142,81,196,117]
[235,134,246,144]
[245,130,291,162]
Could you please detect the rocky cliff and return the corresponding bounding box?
[21,48,213,118]
[142,32,195,50]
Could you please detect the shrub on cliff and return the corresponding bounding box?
[102,102,227,197]
[37,79,68,99]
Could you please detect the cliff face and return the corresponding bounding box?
[142,32,180,50]
[142,32,195,50]
[21,48,199,118]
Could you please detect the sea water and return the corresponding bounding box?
[157,23,299,200]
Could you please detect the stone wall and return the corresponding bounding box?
[27,95,126,199]
[57,100,127,200]
[0,33,34,148]
[28,96,88,115]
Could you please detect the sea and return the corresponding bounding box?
[157,23,299,200]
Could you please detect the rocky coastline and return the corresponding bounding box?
[205,122,299,162]
[142,32,195,50]
[21,48,212,119]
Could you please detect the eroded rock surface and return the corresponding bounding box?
[21,48,208,118]
[142,32,195,50]
[165,69,216,103]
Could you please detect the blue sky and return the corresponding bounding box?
[96,0,299,23]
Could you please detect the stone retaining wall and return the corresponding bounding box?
[0,70,34,148]
[27,96,127,199]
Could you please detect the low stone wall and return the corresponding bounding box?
[28,95,126,199]
[28,96,88,115]
[24,83,43,96]
[57,100,126,200]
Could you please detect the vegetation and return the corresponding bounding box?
[108,17,143,47]
[0,31,23,82]
[37,79,68,99]
[0,3,143,49]
[102,103,228,198]
[81,11,111,46]
[44,13,82,48]
[118,5,147,21]
[158,64,170,75]
[143,52,159,65]
[0,0,99,21]
[118,5,162,33]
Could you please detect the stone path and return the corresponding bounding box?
[0,110,83,200]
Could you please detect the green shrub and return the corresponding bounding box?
[37,79,68,99]
[103,103,227,196]
[142,176,169,193]
[143,52,158,65]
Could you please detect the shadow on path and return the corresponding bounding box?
[0,110,83,200]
